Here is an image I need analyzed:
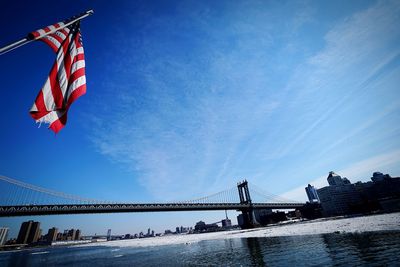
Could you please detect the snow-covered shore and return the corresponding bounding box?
[78,212,400,248]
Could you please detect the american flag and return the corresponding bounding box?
[29,20,86,133]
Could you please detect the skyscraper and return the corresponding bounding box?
[17,221,32,244]
[27,221,41,244]
[68,229,76,241]
[0,227,9,246]
[47,227,58,243]
[305,184,320,203]
[107,229,112,241]
[75,229,81,241]
[17,220,41,244]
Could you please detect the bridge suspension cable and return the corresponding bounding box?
[175,186,239,204]
[0,175,108,205]
[248,181,301,203]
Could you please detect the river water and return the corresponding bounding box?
[1,230,400,266]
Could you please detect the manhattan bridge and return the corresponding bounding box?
[0,175,304,228]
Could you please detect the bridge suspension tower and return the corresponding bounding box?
[237,180,258,229]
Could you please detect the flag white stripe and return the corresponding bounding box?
[75,47,84,55]
[67,76,86,98]
[71,60,85,74]
[31,103,38,112]
[54,31,67,40]
[44,35,61,49]
[38,29,46,36]
[36,110,66,125]
[41,78,55,111]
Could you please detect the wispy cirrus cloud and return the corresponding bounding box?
[86,0,400,200]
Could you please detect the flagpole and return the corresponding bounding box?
[0,9,94,55]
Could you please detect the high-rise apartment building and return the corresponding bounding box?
[107,229,112,241]
[47,227,58,243]
[17,221,32,244]
[0,227,9,245]
[17,220,41,244]
[317,172,361,216]
[68,229,76,241]
[28,222,41,244]
[305,184,320,203]
[75,229,81,240]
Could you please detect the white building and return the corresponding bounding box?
[0,227,9,245]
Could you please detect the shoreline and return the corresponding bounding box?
[2,212,399,252]
[78,212,400,249]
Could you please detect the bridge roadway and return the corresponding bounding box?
[0,202,304,217]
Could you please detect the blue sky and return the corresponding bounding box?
[1,0,400,238]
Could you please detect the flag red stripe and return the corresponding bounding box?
[30,91,50,120]
[68,67,85,85]
[49,33,64,45]
[49,112,67,133]
[67,85,86,107]
[40,38,59,53]
[48,61,64,108]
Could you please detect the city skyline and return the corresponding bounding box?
[1,0,400,240]
[0,170,396,239]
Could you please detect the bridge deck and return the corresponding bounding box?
[0,203,304,217]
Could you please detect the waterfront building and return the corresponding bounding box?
[194,221,206,231]
[17,220,41,244]
[56,232,63,241]
[298,202,322,219]
[317,171,400,216]
[107,229,112,241]
[327,171,350,186]
[194,221,218,232]
[317,173,361,216]
[0,227,9,246]
[29,222,41,244]
[370,172,391,182]
[124,234,132,239]
[75,229,81,240]
[355,173,400,212]
[305,184,320,203]
[17,221,31,244]
[46,227,58,243]
[221,218,232,228]
[68,229,76,240]
[253,209,287,225]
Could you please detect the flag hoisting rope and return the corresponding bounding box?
[0,10,94,133]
